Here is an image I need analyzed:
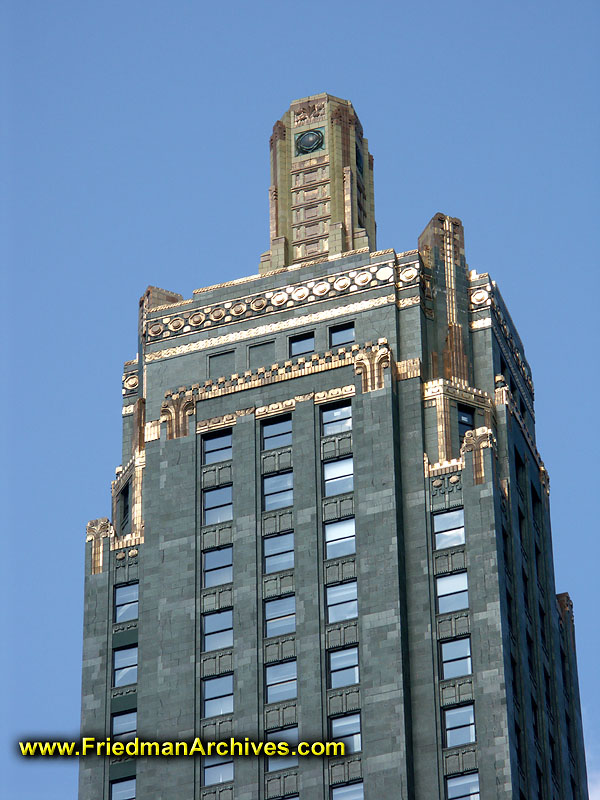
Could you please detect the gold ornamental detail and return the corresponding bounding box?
[86,518,114,575]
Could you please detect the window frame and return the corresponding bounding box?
[262,415,292,451]
[329,322,355,348]
[263,531,294,574]
[321,402,352,437]
[440,637,472,679]
[266,726,299,772]
[331,782,364,800]
[289,331,315,357]
[114,582,139,623]
[202,485,233,525]
[328,646,359,688]
[111,710,137,741]
[444,703,476,747]
[265,595,296,638]
[265,659,297,703]
[110,777,136,800]
[457,404,475,444]
[113,646,138,688]
[202,546,233,588]
[436,572,469,614]
[330,712,362,754]
[202,609,233,652]
[323,457,354,497]
[263,471,294,511]
[326,580,358,623]
[445,772,480,800]
[202,429,233,465]
[202,673,234,718]
[324,517,356,560]
[433,509,465,550]
[203,753,234,786]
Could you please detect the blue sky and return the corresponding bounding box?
[2,1,599,797]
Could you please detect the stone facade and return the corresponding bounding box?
[79,96,588,800]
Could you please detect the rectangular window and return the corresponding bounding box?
[445,704,476,746]
[441,637,472,679]
[266,726,299,771]
[262,415,292,450]
[329,323,355,347]
[322,402,352,436]
[209,350,234,380]
[203,754,233,786]
[329,646,359,688]
[113,646,138,687]
[446,773,480,799]
[458,405,474,443]
[324,457,354,497]
[433,509,465,550]
[263,472,293,510]
[202,610,233,651]
[436,573,469,613]
[203,546,233,587]
[265,660,297,703]
[330,713,361,753]
[331,784,364,800]
[248,340,275,371]
[264,532,294,573]
[111,710,137,741]
[119,483,130,533]
[203,674,233,717]
[325,517,356,559]
[203,486,233,525]
[202,430,232,464]
[110,778,136,800]
[327,581,358,623]
[289,332,314,357]
[265,595,296,637]
[114,583,139,623]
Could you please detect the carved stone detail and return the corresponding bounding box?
[354,341,390,393]
[86,518,114,575]
[460,426,496,485]
[161,390,195,439]
[293,101,325,126]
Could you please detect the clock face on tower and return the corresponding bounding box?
[295,128,325,155]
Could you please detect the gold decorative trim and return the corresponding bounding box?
[424,453,464,478]
[146,296,395,363]
[353,342,391,393]
[122,404,135,416]
[145,420,160,442]
[256,400,296,419]
[470,318,492,330]
[460,426,496,485]
[396,359,421,381]
[424,379,493,463]
[396,296,420,309]
[86,518,114,575]
[314,385,355,404]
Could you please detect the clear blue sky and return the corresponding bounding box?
[2,1,599,797]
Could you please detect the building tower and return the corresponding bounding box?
[79,94,588,800]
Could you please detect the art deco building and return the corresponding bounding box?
[80,93,588,800]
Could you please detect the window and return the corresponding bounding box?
[324,457,354,497]
[113,646,138,687]
[329,323,355,347]
[262,415,292,450]
[209,350,234,380]
[110,778,136,800]
[329,647,359,688]
[203,486,233,525]
[331,783,364,800]
[266,726,299,771]
[444,704,476,746]
[289,332,314,357]
[265,660,297,703]
[114,583,139,622]
[436,573,468,613]
[202,610,233,651]
[263,472,293,510]
[325,517,356,559]
[111,710,137,741]
[446,773,480,799]
[203,753,233,785]
[433,509,465,550]
[248,340,275,370]
[458,405,474,443]
[327,581,358,623]
[441,638,472,679]
[264,532,294,573]
[322,402,352,436]
[119,483,131,533]
[202,430,232,464]
[265,595,296,637]
[203,547,233,587]
[331,713,361,753]
[203,674,233,717]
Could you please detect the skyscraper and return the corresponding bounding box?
[79,93,588,799]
